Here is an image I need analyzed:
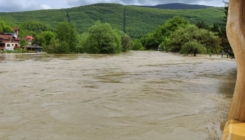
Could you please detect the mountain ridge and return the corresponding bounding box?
[0,3,225,38]
[140,3,214,10]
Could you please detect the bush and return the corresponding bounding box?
[45,40,70,54]
[55,41,70,54]
[169,25,220,53]
[180,41,207,56]
[84,21,122,54]
[114,29,132,52]
[56,22,78,53]
[131,39,144,50]
[77,33,89,53]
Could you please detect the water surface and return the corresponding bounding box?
[0,52,236,140]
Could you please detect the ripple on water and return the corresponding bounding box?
[0,52,236,139]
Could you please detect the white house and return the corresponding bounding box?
[0,29,20,51]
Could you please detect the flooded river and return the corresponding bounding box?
[0,51,236,140]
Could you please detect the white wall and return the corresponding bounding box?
[5,43,19,50]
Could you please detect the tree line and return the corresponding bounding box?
[0,3,224,39]
[0,6,231,56]
[21,21,132,54]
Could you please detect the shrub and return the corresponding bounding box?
[180,40,207,56]
[84,21,122,54]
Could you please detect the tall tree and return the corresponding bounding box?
[211,23,220,34]
[180,40,207,56]
[219,6,232,55]
[0,20,14,32]
[56,21,78,52]
[34,31,55,48]
[84,21,121,54]
[169,25,220,54]
[141,16,189,50]
[19,21,53,37]
[114,29,131,52]
[196,20,210,30]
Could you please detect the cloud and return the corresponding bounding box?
[41,4,52,9]
[0,0,226,12]
[0,0,52,12]
[67,0,157,6]
[67,0,226,7]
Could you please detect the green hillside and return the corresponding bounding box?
[0,3,224,38]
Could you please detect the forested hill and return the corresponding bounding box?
[0,3,224,38]
[141,3,213,9]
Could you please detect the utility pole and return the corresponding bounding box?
[122,6,126,33]
[66,9,70,23]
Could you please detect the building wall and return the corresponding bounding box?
[5,43,19,50]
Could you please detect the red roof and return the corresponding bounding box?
[25,36,34,42]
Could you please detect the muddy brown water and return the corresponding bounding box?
[0,51,236,140]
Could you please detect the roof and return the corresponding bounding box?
[25,36,34,42]
[0,34,12,40]
[25,44,42,49]
[0,33,20,41]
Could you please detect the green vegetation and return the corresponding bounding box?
[131,39,144,50]
[141,16,189,50]
[43,22,78,54]
[19,39,28,47]
[50,40,70,54]
[18,21,53,37]
[0,19,13,32]
[34,31,55,48]
[169,24,220,55]
[219,6,232,56]
[180,41,207,56]
[56,22,78,52]
[77,33,89,53]
[0,3,224,39]
[114,29,131,52]
[0,3,229,56]
[83,21,130,54]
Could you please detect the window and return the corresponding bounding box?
[12,44,14,46]
[7,44,10,47]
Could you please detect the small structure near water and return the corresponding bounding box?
[23,36,43,52]
[0,28,20,51]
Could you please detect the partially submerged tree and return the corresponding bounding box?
[77,32,89,53]
[131,39,144,50]
[169,25,220,55]
[115,29,131,52]
[141,16,189,50]
[84,21,121,54]
[180,40,206,56]
[34,31,55,48]
[56,21,78,53]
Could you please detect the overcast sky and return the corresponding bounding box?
[0,0,227,12]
